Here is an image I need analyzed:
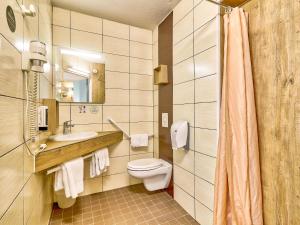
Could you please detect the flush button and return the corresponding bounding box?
[162,113,168,128]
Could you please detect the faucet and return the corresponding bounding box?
[63,120,74,135]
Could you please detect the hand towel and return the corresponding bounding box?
[90,148,110,178]
[61,157,84,199]
[130,134,149,148]
[54,169,63,191]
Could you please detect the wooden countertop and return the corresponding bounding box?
[35,131,123,172]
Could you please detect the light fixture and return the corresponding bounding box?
[65,67,91,78]
[60,48,103,61]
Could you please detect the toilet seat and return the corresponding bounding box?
[127,158,162,171]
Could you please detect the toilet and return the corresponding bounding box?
[127,158,172,191]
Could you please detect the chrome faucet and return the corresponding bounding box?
[63,120,74,134]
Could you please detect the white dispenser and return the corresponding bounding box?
[38,106,48,130]
[171,121,189,150]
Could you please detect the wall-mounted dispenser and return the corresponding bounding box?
[38,106,48,130]
[22,40,47,72]
[171,121,189,150]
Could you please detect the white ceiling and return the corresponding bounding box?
[51,0,180,29]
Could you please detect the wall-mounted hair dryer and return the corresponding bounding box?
[22,41,47,73]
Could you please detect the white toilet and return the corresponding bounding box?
[127,158,172,191]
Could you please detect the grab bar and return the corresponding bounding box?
[107,117,154,139]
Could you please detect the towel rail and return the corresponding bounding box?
[107,117,154,139]
[46,153,94,175]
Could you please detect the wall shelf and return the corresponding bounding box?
[154,65,168,85]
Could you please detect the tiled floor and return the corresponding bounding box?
[49,184,199,225]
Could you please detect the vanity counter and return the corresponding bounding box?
[35,131,123,172]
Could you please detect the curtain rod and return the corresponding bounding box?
[206,0,233,13]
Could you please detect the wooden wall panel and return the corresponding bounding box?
[241,0,300,224]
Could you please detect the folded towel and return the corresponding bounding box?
[130,134,149,147]
[59,158,84,199]
[90,148,110,178]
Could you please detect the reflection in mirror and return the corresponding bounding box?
[54,48,105,103]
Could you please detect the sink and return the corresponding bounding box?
[50,131,98,142]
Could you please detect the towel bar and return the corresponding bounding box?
[46,153,94,175]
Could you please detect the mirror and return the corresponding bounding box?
[53,47,105,103]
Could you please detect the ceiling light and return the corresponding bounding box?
[66,67,91,78]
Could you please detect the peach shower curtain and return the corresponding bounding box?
[213,8,263,225]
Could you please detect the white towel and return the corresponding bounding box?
[55,158,84,199]
[130,134,149,147]
[90,148,110,178]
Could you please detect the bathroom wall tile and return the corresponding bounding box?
[105,89,129,105]
[24,174,44,224]
[152,43,158,69]
[195,177,214,210]
[194,1,219,30]
[0,96,23,156]
[154,90,158,106]
[130,58,153,75]
[195,102,218,129]
[154,106,159,122]
[53,25,70,47]
[174,165,194,196]
[130,90,153,106]
[0,35,23,98]
[130,106,153,122]
[103,173,130,191]
[173,104,194,126]
[103,106,129,123]
[173,34,193,65]
[130,26,152,44]
[0,146,23,218]
[24,144,34,181]
[130,122,153,135]
[71,124,102,133]
[173,149,194,173]
[195,46,218,78]
[173,0,193,25]
[71,104,102,124]
[106,71,129,89]
[174,185,195,218]
[58,103,71,125]
[71,29,102,53]
[153,26,158,43]
[130,153,153,160]
[130,74,153,91]
[0,0,23,51]
[195,75,218,102]
[195,152,216,184]
[130,41,152,59]
[105,156,129,175]
[130,139,154,155]
[109,140,130,157]
[103,36,129,56]
[103,20,129,39]
[195,128,218,157]
[194,18,218,55]
[129,176,142,185]
[195,200,214,225]
[53,7,70,27]
[39,75,52,99]
[173,12,193,44]
[173,80,194,104]
[80,177,103,196]
[71,11,102,34]
[0,191,23,225]
[153,137,159,158]
[173,58,194,85]
[104,54,129,73]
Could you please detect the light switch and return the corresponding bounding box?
[162,113,168,128]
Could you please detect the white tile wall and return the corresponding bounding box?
[173,0,220,223]
[54,7,154,195]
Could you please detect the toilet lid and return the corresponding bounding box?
[127,158,162,171]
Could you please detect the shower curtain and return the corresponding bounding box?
[213,8,263,225]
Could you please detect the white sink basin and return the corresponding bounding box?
[50,131,98,142]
